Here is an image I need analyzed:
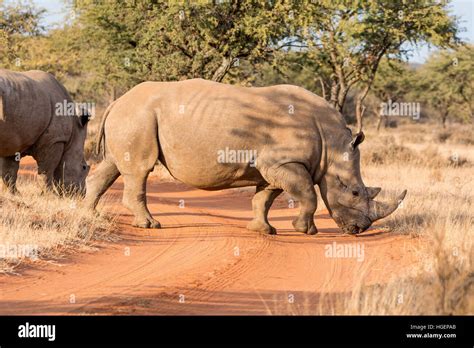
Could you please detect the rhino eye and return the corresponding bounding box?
[352,190,359,197]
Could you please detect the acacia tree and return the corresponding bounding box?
[416,46,473,127]
[447,45,474,121]
[370,58,415,130]
[140,0,296,82]
[70,0,298,102]
[0,2,44,69]
[297,0,459,131]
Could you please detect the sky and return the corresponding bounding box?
[408,0,474,62]
[16,0,474,63]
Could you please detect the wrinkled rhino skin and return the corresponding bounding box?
[0,69,89,194]
[85,79,406,234]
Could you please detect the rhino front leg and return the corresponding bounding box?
[122,172,161,229]
[0,156,20,194]
[35,143,64,193]
[247,185,282,235]
[263,163,318,235]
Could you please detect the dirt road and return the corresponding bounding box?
[0,160,419,315]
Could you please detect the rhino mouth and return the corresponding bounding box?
[341,224,370,235]
[331,190,407,235]
[333,215,370,235]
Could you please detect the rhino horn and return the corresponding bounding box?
[366,186,382,199]
[369,190,407,222]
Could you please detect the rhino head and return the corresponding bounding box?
[54,110,90,195]
[319,130,406,234]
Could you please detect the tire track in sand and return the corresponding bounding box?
[0,158,420,315]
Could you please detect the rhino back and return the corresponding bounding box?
[108,79,332,189]
[0,69,72,157]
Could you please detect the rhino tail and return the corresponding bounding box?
[96,100,117,158]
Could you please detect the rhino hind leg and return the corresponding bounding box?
[247,185,282,235]
[122,172,161,229]
[0,156,20,194]
[262,163,318,235]
[84,159,120,211]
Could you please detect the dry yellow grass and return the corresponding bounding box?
[337,224,473,315]
[354,129,474,315]
[268,123,473,315]
[326,124,473,315]
[0,178,116,274]
[1,122,472,314]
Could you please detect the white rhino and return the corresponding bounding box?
[0,69,90,194]
[85,79,406,235]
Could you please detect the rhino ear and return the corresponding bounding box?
[350,131,365,149]
[79,114,90,127]
[366,186,382,199]
[76,105,90,127]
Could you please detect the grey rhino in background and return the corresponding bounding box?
[85,79,406,235]
[0,69,90,194]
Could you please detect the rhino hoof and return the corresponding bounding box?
[292,218,318,235]
[133,218,161,229]
[306,225,318,235]
[247,220,277,235]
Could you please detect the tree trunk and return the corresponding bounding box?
[355,100,366,133]
[108,85,116,104]
[318,77,326,100]
[329,82,347,113]
[376,114,383,132]
[441,112,448,128]
[212,56,234,82]
[338,86,348,114]
[329,78,339,109]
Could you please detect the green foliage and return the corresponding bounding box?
[0,0,468,128]
[68,0,297,101]
[369,46,473,126]
[0,1,44,69]
[371,59,415,103]
[415,45,474,125]
[295,0,460,129]
[253,51,328,95]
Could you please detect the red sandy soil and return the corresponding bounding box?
[0,157,420,315]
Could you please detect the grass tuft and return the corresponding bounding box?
[0,179,116,274]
